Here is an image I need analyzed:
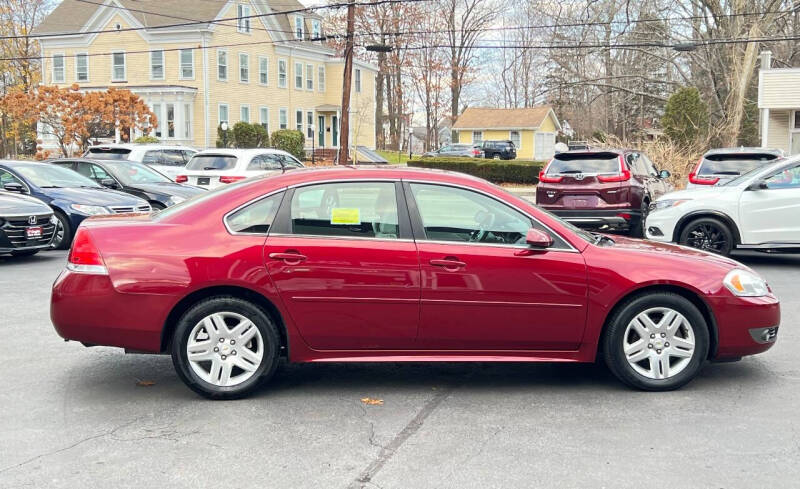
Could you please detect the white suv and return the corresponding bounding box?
[177,148,304,190]
[646,155,800,256]
[84,144,198,181]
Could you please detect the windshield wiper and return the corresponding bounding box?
[712,171,741,175]
[559,170,584,174]
[38,185,62,188]
[203,167,219,171]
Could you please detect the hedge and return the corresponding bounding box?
[270,129,305,160]
[407,157,544,184]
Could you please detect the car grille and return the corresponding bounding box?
[1,214,56,248]
[109,204,152,214]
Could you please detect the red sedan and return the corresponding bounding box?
[51,167,780,399]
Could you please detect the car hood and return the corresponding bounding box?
[131,182,206,198]
[604,235,746,270]
[43,186,146,205]
[0,192,52,215]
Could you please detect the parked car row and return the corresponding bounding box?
[422,140,518,160]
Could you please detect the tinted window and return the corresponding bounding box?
[410,183,530,245]
[627,154,648,176]
[699,153,779,176]
[226,192,283,234]
[0,168,24,187]
[85,147,132,160]
[162,149,188,166]
[111,162,172,185]
[278,154,303,168]
[186,154,238,171]
[290,182,399,239]
[247,154,282,171]
[75,162,112,181]
[547,153,620,175]
[142,150,162,164]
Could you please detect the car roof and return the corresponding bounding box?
[86,143,197,151]
[0,160,55,168]
[192,148,294,157]
[703,147,783,156]
[45,157,144,166]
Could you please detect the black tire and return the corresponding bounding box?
[171,296,280,400]
[629,200,649,238]
[10,249,39,257]
[679,217,734,256]
[51,210,72,250]
[603,292,709,391]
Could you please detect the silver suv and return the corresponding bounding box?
[84,144,198,181]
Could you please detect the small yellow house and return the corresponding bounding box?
[33,0,376,151]
[453,106,561,160]
[759,51,800,155]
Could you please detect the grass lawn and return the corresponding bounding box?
[375,150,423,164]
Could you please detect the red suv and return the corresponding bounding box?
[51,167,778,399]
[536,150,673,236]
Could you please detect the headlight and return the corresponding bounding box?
[653,199,690,211]
[70,204,110,215]
[723,269,770,297]
[167,195,185,205]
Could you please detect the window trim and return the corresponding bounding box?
[279,107,288,129]
[472,131,483,144]
[295,16,304,39]
[223,189,286,236]
[258,56,269,86]
[240,104,251,123]
[75,52,89,82]
[278,58,288,88]
[217,49,228,81]
[239,52,250,83]
[294,61,303,89]
[311,19,321,41]
[111,50,126,82]
[178,49,195,80]
[259,106,269,132]
[354,68,361,93]
[218,103,230,126]
[318,65,325,92]
[150,49,165,81]
[305,63,313,90]
[295,108,303,133]
[509,130,521,149]
[52,53,66,83]
[237,3,252,34]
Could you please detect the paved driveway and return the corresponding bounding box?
[1,250,798,488]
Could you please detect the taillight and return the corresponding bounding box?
[219,175,246,184]
[598,170,631,183]
[472,149,480,155]
[688,158,718,185]
[175,175,188,183]
[67,228,108,275]
[538,170,564,184]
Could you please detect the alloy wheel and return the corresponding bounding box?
[52,218,65,249]
[186,311,264,387]
[622,307,696,380]
[685,223,728,252]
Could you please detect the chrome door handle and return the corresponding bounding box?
[429,258,466,269]
[269,252,307,264]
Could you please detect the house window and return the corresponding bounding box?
[279,108,288,129]
[239,53,249,82]
[510,130,521,148]
[318,66,325,92]
[259,57,268,85]
[152,103,162,138]
[294,62,303,89]
[237,4,251,33]
[260,107,269,131]
[295,16,304,39]
[52,54,65,83]
[241,105,250,123]
[183,103,191,139]
[180,49,194,79]
[75,54,89,82]
[278,59,287,88]
[219,104,229,126]
[166,104,175,138]
[217,49,228,81]
[296,109,303,132]
[311,20,321,40]
[150,50,164,80]
[306,63,313,90]
[472,131,483,144]
[306,111,314,138]
[354,68,361,93]
[111,51,126,81]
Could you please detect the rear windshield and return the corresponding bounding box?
[185,154,238,171]
[85,147,131,160]
[699,153,779,176]
[547,153,620,175]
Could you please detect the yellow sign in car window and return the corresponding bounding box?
[330,208,361,225]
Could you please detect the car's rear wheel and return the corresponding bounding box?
[603,292,709,391]
[51,211,72,250]
[171,296,280,399]
[630,200,649,238]
[679,217,733,256]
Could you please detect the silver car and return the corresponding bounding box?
[422,144,483,158]
[687,147,783,188]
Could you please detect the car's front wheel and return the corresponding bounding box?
[171,296,280,399]
[603,292,709,391]
[679,217,734,256]
[51,211,72,250]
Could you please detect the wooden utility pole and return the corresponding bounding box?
[337,0,355,165]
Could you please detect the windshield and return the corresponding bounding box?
[108,162,171,185]
[547,154,620,175]
[186,154,238,171]
[14,165,100,188]
[700,153,778,176]
[85,147,132,160]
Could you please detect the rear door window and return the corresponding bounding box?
[547,153,620,175]
[225,192,284,234]
[142,150,163,164]
[186,154,238,171]
[85,147,132,160]
[700,153,779,176]
[247,154,282,171]
[162,150,188,166]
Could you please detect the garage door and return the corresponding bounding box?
[534,132,556,160]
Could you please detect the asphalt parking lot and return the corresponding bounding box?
[1,250,799,488]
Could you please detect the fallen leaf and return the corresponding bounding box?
[360,397,384,406]
[136,379,156,387]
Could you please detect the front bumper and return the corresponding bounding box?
[708,294,780,359]
[644,209,681,242]
[547,208,640,231]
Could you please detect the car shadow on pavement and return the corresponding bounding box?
[0,250,64,266]
[732,250,800,267]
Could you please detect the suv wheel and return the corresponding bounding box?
[603,292,709,391]
[679,217,734,256]
[171,296,280,399]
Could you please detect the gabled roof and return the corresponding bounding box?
[453,106,561,131]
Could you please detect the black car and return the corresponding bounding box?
[47,159,206,210]
[0,191,56,256]
[482,140,517,160]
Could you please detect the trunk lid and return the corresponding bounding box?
[536,152,629,209]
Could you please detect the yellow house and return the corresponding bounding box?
[33,0,376,152]
[453,106,561,160]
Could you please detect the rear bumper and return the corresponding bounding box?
[708,294,780,359]
[546,208,641,230]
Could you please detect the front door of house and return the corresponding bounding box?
[332,115,339,147]
[318,116,325,147]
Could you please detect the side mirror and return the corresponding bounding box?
[3,182,24,193]
[99,178,119,189]
[659,169,671,179]
[525,228,553,248]
[746,179,768,191]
